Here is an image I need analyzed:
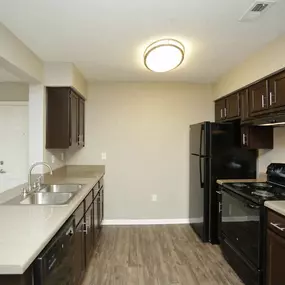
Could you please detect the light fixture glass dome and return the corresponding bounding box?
[144,39,185,72]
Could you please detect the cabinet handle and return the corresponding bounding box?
[269,92,272,106]
[270,222,285,232]
[81,222,88,234]
[242,133,246,145]
[224,107,227,118]
[261,95,265,108]
[220,109,223,118]
[270,92,276,104]
[219,202,222,213]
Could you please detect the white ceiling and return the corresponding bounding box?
[0,0,285,83]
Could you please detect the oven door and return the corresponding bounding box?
[221,188,261,268]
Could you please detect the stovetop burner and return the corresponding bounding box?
[251,190,275,198]
[232,183,248,188]
[251,182,272,189]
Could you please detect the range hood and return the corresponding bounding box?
[247,112,285,127]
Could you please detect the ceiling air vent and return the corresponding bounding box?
[239,1,276,22]
[251,3,269,12]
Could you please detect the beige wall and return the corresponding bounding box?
[67,82,213,220]
[214,34,285,99]
[0,83,29,101]
[44,62,87,98]
[0,23,43,83]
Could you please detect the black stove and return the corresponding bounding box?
[224,181,285,204]
[219,163,285,285]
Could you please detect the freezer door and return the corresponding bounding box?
[190,122,209,156]
[190,154,209,242]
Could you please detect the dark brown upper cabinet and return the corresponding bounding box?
[241,126,273,149]
[78,98,85,147]
[226,93,240,119]
[215,98,226,122]
[249,80,269,115]
[46,87,85,149]
[268,70,285,110]
[215,93,240,122]
[240,89,250,122]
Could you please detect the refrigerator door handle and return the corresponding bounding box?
[199,124,204,156]
[199,157,204,188]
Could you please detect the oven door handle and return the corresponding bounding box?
[247,203,260,209]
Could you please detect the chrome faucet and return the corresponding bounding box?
[28,162,53,192]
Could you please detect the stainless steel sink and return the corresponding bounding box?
[3,184,84,206]
[40,184,83,193]
[20,192,74,205]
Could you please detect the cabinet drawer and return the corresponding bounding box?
[268,210,285,238]
[74,202,84,226]
[85,189,93,210]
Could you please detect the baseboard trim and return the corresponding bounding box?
[102,218,199,226]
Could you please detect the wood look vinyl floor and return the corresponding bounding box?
[81,225,244,285]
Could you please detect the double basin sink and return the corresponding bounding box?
[5,184,83,206]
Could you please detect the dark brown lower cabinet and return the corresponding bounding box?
[74,218,85,285]
[267,210,285,285]
[267,229,285,285]
[100,187,104,228]
[241,126,273,149]
[0,267,33,285]
[85,204,94,266]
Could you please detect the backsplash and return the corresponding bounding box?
[258,127,285,173]
[44,149,66,171]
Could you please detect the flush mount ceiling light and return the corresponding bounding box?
[144,39,185,72]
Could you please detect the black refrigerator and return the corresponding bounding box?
[189,121,257,244]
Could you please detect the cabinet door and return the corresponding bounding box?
[215,99,226,122]
[241,126,273,149]
[85,205,94,266]
[268,70,285,110]
[267,229,285,285]
[240,89,250,121]
[78,98,85,147]
[69,91,79,146]
[99,188,104,228]
[249,80,268,115]
[93,195,99,245]
[74,219,85,285]
[226,93,240,119]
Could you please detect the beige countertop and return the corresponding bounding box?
[216,173,267,185]
[0,165,104,275]
[265,201,285,217]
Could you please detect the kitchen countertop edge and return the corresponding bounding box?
[265,201,285,217]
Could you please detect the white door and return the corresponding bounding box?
[0,103,28,193]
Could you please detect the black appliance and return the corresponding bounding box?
[34,217,75,285]
[189,121,257,244]
[219,163,285,285]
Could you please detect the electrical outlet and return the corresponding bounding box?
[51,155,55,164]
[151,194,157,202]
[101,152,107,160]
[61,152,65,161]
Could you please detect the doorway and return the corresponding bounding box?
[0,102,28,193]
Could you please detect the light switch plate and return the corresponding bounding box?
[101,152,107,160]
[51,155,55,164]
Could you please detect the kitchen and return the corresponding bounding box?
[0,1,285,285]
